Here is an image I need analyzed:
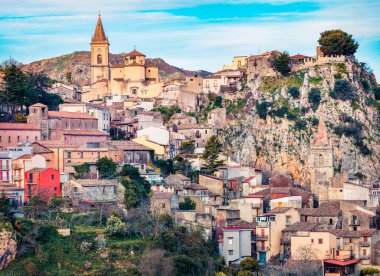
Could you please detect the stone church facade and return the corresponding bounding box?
[82,15,163,102]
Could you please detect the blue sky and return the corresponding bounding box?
[0,0,379,77]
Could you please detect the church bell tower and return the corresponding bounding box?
[90,14,110,84]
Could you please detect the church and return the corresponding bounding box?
[82,15,163,102]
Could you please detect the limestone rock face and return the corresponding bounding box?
[0,230,17,270]
[222,60,380,186]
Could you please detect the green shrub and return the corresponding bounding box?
[274,106,288,118]
[361,267,380,275]
[273,52,291,76]
[374,87,380,101]
[332,80,357,101]
[179,198,196,210]
[361,79,370,92]
[308,88,321,111]
[256,101,271,119]
[294,119,307,131]
[311,117,319,126]
[309,76,323,85]
[289,86,300,99]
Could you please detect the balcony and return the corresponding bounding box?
[251,203,261,209]
[257,246,268,252]
[13,175,22,181]
[13,164,23,169]
[359,241,370,247]
[0,166,9,170]
[256,235,268,241]
[350,220,360,226]
[257,222,270,227]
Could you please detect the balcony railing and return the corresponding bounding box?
[13,175,22,181]
[257,246,268,252]
[13,164,23,169]
[256,235,268,241]
[351,220,360,226]
[0,166,9,170]
[359,241,370,247]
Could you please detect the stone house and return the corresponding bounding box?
[247,51,280,81]
[170,113,197,126]
[199,174,224,197]
[164,174,191,191]
[202,75,222,94]
[62,179,124,204]
[175,211,213,237]
[297,201,342,229]
[106,140,154,165]
[150,192,179,215]
[177,123,215,148]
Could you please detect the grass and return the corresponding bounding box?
[335,63,348,74]
[259,74,304,93]
[74,225,105,234]
[309,76,323,86]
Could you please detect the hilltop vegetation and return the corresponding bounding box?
[23,51,211,86]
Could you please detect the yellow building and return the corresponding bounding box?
[222,56,248,71]
[84,15,163,102]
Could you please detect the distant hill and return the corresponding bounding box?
[23,51,211,86]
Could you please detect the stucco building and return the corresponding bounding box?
[0,123,41,149]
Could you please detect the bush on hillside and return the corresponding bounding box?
[308,88,321,111]
[289,86,300,99]
[331,80,357,101]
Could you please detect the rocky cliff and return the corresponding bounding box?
[23,51,210,86]
[221,59,380,186]
[0,224,17,270]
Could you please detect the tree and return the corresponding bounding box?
[120,164,150,209]
[214,96,223,108]
[202,135,225,174]
[47,195,65,222]
[361,267,380,276]
[289,86,300,99]
[240,257,259,272]
[256,101,271,119]
[308,88,321,111]
[331,79,357,101]
[173,155,193,177]
[66,72,72,83]
[105,215,126,236]
[285,244,322,276]
[0,192,10,217]
[109,127,127,140]
[154,159,174,177]
[318,29,359,56]
[138,249,174,276]
[273,52,291,76]
[374,87,380,101]
[96,157,117,179]
[179,198,196,210]
[24,195,48,219]
[73,162,90,179]
[179,139,196,155]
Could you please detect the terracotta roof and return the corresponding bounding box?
[36,140,73,148]
[0,123,40,130]
[125,49,146,57]
[269,174,292,188]
[331,229,376,238]
[107,140,153,151]
[324,259,357,266]
[0,184,24,192]
[165,174,190,185]
[73,179,117,187]
[228,219,256,228]
[269,207,292,214]
[184,183,208,190]
[31,142,53,154]
[16,154,32,160]
[350,209,375,218]
[30,103,47,107]
[151,192,174,200]
[270,187,290,194]
[53,130,108,136]
[203,75,221,79]
[171,113,194,120]
[26,167,47,173]
[177,123,214,130]
[91,15,108,43]
[282,222,319,232]
[297,202,340,217]
[48,111,96,119]
[290,54,310,59]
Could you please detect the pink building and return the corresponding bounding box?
[27,103,109,146]
[0,123,41,149]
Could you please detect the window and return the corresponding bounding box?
[26,136,29,142]
[35,136,37,141]
[80,152,83,158]
[311,239,314,243]
[318,238,323,244]
[228,237,233,245]
[97,54,102,64]
[336,251,340,256]
[54,187,57,192]
[364,237,368,242]
[214,80,218,87]
[51,174,54,180]
[8,136,11,143]
[228,250,234,256]
[74,187,78,192]
[329,218,333,225]
[318,154,324,166]
[363,249,367,256]
[206,80,209,87]
[17,136,20,142]
[285,216,291,225]
[66,152,71,158]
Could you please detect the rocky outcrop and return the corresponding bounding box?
[221,59,380,186]
[0,229,17,270]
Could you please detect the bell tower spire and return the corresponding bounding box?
[90,14,110,84]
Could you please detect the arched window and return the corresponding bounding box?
[318,154,324,166]
[97,54,102,64]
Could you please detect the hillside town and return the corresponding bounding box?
[1,14,380,276]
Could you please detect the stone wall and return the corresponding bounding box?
[0,229,17,271]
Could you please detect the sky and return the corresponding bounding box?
[0,0,380,77]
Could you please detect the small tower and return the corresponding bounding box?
[27,103,49,140]
[90,14,110,84]
[309,116,334,199]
